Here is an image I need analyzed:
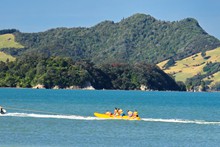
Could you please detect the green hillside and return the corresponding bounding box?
[1,14,220,91]
[7,13,219,64]
[157,47,220,91]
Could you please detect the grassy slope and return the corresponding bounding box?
[157,60,169,68]
[0,34,24,62]
[0,52,15,62]
[0,34,24,49]
[157,47,220,85]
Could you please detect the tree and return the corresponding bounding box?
[163,58,175,69]
[201,51,206,57]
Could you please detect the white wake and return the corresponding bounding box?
[141,118,220,125]
[1,113,103,120]
[1,113,220,125]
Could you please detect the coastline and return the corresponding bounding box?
[0,86,219,92]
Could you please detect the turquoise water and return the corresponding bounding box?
[0,88,220,146]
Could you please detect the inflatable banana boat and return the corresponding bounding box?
[94,112,141,120]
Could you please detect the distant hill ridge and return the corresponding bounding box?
[0,13,219,64]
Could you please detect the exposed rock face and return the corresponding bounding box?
[33,84,45,89]
[53,86,60,89]
[140,85,148,91]
[82,82,95,90]
[32,83,95,90]
[82,86,95,90]
[66,86,81,89]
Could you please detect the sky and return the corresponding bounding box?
[0,0,219,39]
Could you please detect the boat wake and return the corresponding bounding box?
[1,113,103,120]
[141,118,220,125]
[1,113,220,125]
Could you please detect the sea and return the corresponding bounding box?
[0,88,220,147]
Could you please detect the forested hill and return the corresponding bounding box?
[0,55,183,91]
[2,13,220,64]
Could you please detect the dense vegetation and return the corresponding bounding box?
[0,54,183,91]
[1,13,219,64]
[0,29,18,35]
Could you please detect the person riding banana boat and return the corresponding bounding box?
[118,109,125,117]
[132,110,138,118]
[100,108,140,120]
[127,110,133,118]
[113,108,125,117]
[105,110,113,116]
[113,107,120,116]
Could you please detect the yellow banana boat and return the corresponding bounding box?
[94,112,141,120]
